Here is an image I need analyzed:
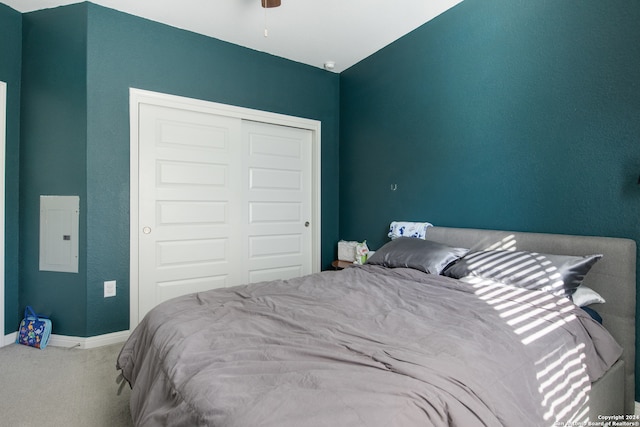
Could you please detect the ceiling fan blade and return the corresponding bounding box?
[261,0,281,8]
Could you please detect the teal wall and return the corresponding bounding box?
[16,2,340,337]
[0,4,21,334]
[340,0,640,396]
[9,0,640,399]
[84,4,340,335]
[20,4,89,335]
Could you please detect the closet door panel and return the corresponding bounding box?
[243,121,313,284]
[138,103,243,320]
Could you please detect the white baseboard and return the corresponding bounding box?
[3,330,130,349]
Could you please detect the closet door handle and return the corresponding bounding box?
[142,226,152,234]
[304,221,310,227]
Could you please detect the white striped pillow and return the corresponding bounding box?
[443,250,602,297]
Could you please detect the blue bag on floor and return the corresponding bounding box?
[16,306,52,349]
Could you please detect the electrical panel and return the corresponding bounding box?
[39,195,79,273]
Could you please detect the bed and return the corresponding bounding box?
[117,226,636,426]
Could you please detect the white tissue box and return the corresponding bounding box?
[337,240,358,262]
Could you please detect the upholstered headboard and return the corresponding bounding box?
[424,226,637,414]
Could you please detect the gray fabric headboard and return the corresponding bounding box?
[423,226,637,414]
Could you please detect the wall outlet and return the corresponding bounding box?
[104,280,116,298]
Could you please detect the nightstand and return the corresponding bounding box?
[331,260,353,270]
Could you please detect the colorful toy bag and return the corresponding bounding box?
[16,306,52,349]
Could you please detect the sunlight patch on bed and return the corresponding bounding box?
[486,235,518,251]
[468,238,590,424]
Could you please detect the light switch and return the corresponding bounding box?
[104,280,116,298]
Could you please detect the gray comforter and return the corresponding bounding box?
[117,265,622,427]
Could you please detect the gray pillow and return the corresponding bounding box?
[366,237,469,274]
[443,250,602,297]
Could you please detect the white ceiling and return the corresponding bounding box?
[2,0,463,73]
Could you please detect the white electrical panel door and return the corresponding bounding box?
[39,195,79,273]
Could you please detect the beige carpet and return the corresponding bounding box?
[0,342,133,427]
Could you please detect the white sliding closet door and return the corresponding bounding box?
[243,121,313,283]
[138,103,245,320]
[133,91,318,324]
[0,82,6,345]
